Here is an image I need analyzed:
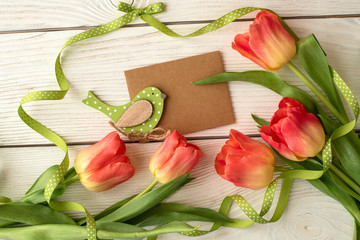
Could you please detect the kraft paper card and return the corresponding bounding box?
[124,51,235,134]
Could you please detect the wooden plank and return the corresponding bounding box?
[1,18,359,146]
[0,139,353,239]
[1,0,360,31]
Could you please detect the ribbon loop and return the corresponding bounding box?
[117,2,135,13]
[141,3,164,15]
[117,1,164,15]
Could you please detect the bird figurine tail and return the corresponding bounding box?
[82,91,120,122]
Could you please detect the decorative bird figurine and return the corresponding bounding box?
[83,87,166,134]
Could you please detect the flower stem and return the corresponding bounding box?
[65,175,79,187]
[329,164,360,195]
[274,166,291,172]
[286,61,347,125]
[317,154,360,195]
[123,178,159,207]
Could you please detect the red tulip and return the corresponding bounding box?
[215,129,274,190]
[260,98,325,161]
[149,130,203,183]
[232,10,296,71]
[74,131,135,192]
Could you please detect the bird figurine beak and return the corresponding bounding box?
[161,93,167,100]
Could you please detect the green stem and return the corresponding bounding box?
[286,61,347,125]
[274,166,291,172]
[65,175,79,187]
[122,178,159,207]
[329,164,360,195]
[317,154,360,195]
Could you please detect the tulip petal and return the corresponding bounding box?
[149,130,186,174]
[223,153,274,190]
[249,10,296,71]
[260,125,302,161]
[281,108,325,157]
[84,160,135,192]
[279,97,304,109]
[154,145,201,183]
[229,129,274,162]
[232,33,269,70]
[74,132,123,173]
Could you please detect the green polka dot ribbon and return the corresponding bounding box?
[321,68,360,170]
[180,178,293,237]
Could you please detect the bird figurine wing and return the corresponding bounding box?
[116,99,153,127]
[82,87,166,133]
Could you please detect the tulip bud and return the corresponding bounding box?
[74,131,135,192]
[232,10,296,71]
[260,97,325,161]
[215,129,274,190]
[149,130,203,183]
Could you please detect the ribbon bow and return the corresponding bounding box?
[118,2,164,16]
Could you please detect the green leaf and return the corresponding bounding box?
[333,131,360,186]
[193,71,320,115]
[0,202,76,226]
[136,212,212,227]
[251,114,269,127]
[127,202,230,226]
[0,222,197,240]
[296,34,347,119]
[283,158,360,224]
[319,114,360,186]
[77,195,134,225]
[329,171,360,202]
[97,174,190,223]
[21,165,66,204]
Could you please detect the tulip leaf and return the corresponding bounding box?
[77,195,134,225]
[251,114,269,127]
[126,202,231,226]
[332,132,360,186]
[21,165,66,204]
[193,71,320,115]
[134,212,212,227]
[282,158,360,225]
[296,34,347,119]
[329,171,360,202]
[0,202,76,226]
[97,174,190,223]
[319,114,360,186]
[0,221,197,240]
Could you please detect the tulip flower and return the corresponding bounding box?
[260,98,325,161]
[232,10,296,71]
[74,131,135,192]
[215,129,274,190]
[149,130,203,184]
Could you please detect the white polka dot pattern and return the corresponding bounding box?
[333,69,359,120]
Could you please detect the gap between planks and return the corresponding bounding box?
[1,14,360,35]
[0,134,250,148]
[1,130,359,148]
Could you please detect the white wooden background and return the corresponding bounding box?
[1,0,359,239]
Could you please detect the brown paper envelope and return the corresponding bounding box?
[124,51,235,134]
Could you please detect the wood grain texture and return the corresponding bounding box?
[1,1,359,239]
[1,18,359,146]
[0,139,353,240]
[1,0,360,31]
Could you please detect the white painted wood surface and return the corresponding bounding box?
[0,0,359,239]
